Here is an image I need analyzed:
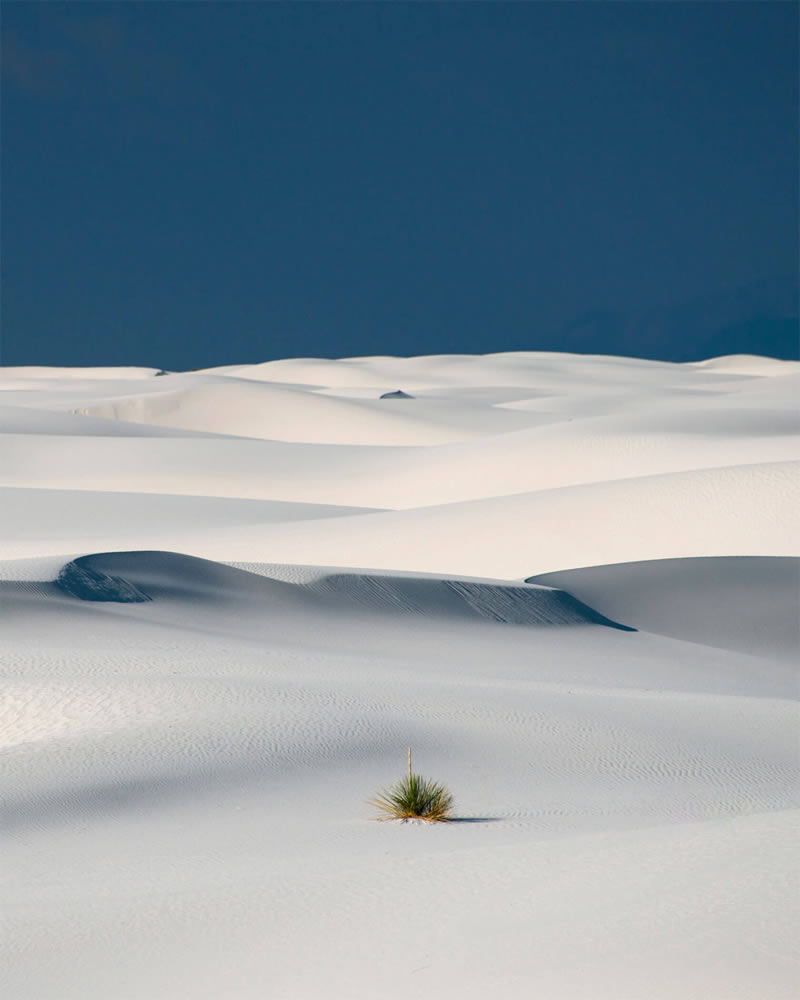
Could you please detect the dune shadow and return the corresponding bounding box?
[449,816,503,824]
[4,771,196,834]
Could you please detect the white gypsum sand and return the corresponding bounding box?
[1,352,798,1000]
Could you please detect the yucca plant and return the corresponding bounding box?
[370,747,454,822]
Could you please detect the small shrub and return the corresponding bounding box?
[370,750,454,822]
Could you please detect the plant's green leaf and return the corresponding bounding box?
[369,773,454,822]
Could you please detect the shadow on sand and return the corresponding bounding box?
[449,816,503,824]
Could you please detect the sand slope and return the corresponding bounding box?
[531,556,800,661]
[159,460,798,578]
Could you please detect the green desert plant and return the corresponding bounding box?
[370,747,454,822]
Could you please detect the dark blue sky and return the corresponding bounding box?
[2,2,797,368]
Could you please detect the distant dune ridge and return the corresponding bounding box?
[2,351,798,1000]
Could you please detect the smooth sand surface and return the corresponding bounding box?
[2,352,798,999]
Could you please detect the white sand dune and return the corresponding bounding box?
[690,353,800,376]
[50,550,635,630]
[531,556,800,661]
[2,352,798,999]
[0,487,381,561]
[0,365,163,381]
[145,460,796,579]
[0,403,225,438]
[1,403,797,510]
[2,459,796,567]
[0,353,796,513]
[68,378,539,445]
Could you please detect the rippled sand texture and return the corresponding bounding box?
[2,352,799,999]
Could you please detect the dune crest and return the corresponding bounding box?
[52,550,636,630]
